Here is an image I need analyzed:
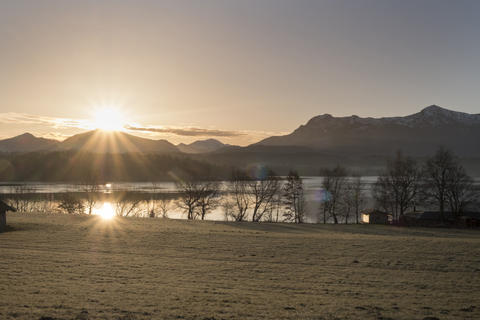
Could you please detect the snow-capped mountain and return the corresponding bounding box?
[299,105,480,131]
[256,106,480,157]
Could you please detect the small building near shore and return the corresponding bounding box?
[0,200,17,229]
[401,210,455,227]
[361,209,389,224]
[459,212,480,228]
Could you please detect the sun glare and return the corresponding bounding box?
[98,202,116,219]
[93,108,125,131]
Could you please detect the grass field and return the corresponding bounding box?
[1,213,480,320]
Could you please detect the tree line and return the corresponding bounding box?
[2,146,478,225]
[1,168,309,222]
[0,150,231,182]
[318,146,479,225]
[174,169,307,222]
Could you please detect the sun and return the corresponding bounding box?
[93,108,125,131]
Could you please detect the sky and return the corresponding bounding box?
[1,0,480,146]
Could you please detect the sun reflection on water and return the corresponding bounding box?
[97,202,115,219]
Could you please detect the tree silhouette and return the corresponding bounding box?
[283,171,306,223]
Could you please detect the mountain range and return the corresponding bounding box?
[0,129,232,154]
[255,105,480,157]
[1,105,479,158]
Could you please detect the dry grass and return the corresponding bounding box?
[1,213,480,320]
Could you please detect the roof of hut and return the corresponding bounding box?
[0,200,16,212]
[459,212,480,220]
[360,209,389,216]
[403,211,454,221]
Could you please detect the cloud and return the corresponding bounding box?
[0,112,51,124]
[0,112,92,129]
[0,113,250,138]
[125,125,247,138]
[124,125,291,144]
[0,112,290,144]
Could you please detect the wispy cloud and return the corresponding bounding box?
[0,113,52,124]
[0,112,92,129]
[125,125,246,137]
[125,125,290,144]
[0,112,289,144]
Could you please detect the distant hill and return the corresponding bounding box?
[0,133,59,152]
[255,105,480,157]
[213,145,315,154]
[55,129,180,153]
[177,139,234,154]
[0,150,230,182]
[1,131,236,155]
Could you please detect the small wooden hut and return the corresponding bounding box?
[401,211,455,227]
[0,200,17,229]
[458,212,480,228]
[361,209,389,224]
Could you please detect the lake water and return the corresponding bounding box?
[0,177,380,222]
[0,176,380,193]
[5,175,478,222]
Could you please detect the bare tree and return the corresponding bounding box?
[149,181,159,217]
[296,188,308,223]
[81,170,102,215]
[249,170,281,222]
[372,151,420,220]
[57,191,85,214]
[445,163,478,225]
[229,170,251,222]
[421,146,457,222]
[283,171,306,223]
[197,181,223,220]
[341,182,355,224]
[341,176,366,224]
[319,165,347,224]
[388,151,420,219]
[9,183,35,212]
[264,192,284,223]
[318,187,331,224]
[175,180,204,219]
[221,197,234,221]
[156,191,173,218]
[350,175,366,223]
[35,193,55,213]
[372,174,394,215]
[175,179,222,220]
[112,187,144,217]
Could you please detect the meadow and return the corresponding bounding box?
[1,213,480,320]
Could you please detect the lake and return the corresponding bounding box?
[0,177,380,222]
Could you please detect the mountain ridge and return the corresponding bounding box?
[255,105,480,157]
[2,106,479,157]
[299,105,480,131]
[0,133,59,152]
[53,129,180,153]
[0,131,233,155]
[176,138,234,154]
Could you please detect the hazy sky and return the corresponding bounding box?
[1,0,480,145]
